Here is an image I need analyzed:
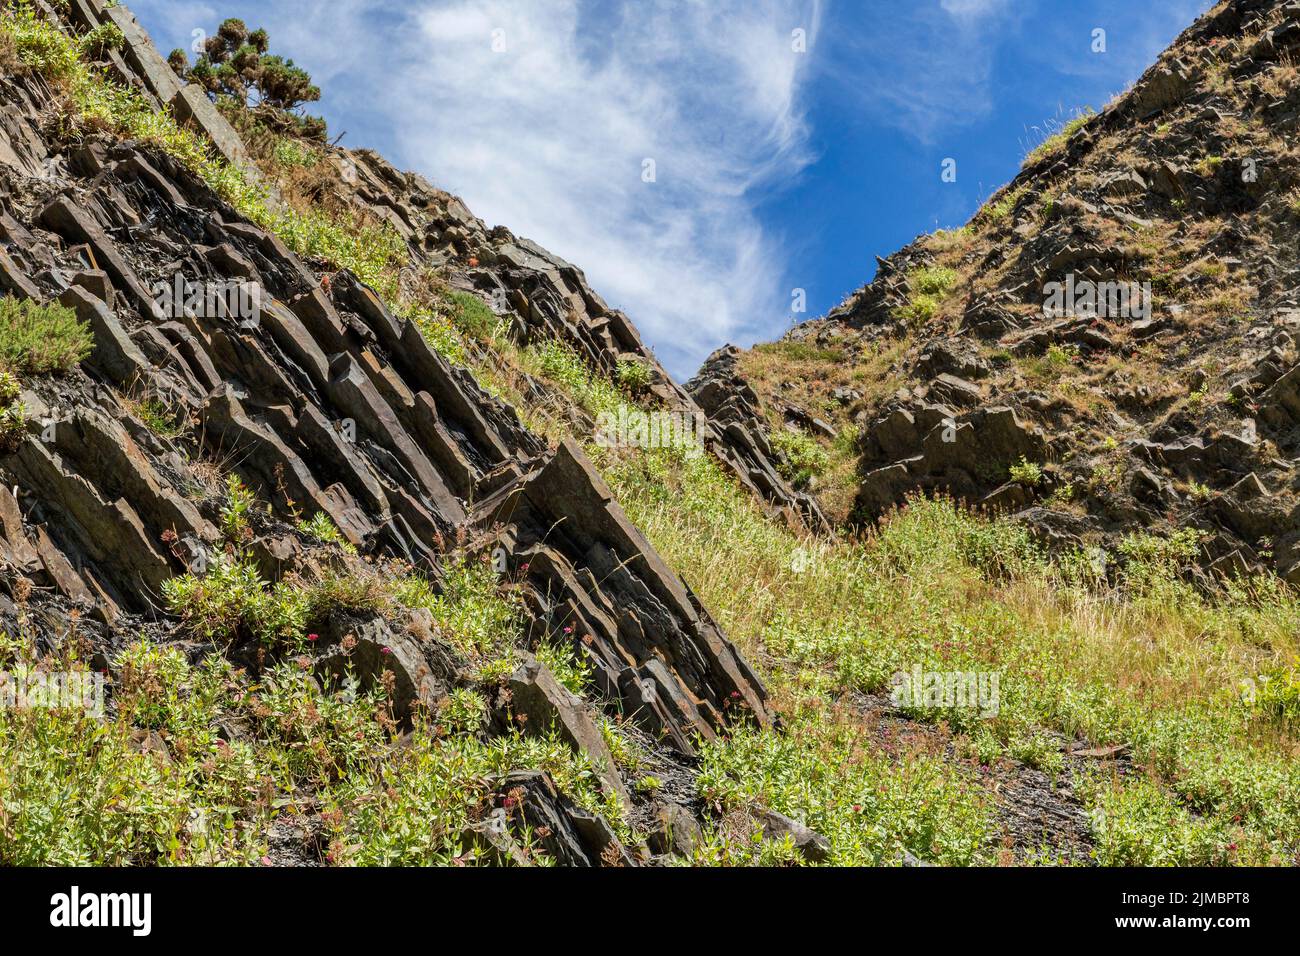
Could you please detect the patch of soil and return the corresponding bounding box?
[850,691,1132,865]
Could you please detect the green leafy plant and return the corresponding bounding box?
[161,554,308,648]
[536,639,591,696]
[221,473,256,545]
[78,22,123,58]
[0,296,93,375]
[895,266,958,327]
[1253,663,1300,726]
[1009,457,1043,487]
[124,394,184,439]
[298,512,357,554]
[271,136,320,168]
[771,428,829,489]
[615,358,652,394]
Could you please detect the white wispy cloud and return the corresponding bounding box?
[939,0,1011,21]
[830,0,1023,144]
[392,0,823,377]
[136,0,823,378]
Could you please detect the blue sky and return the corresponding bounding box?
[130,0,1208,378]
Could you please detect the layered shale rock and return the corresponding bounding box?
[0,0,783,863]
[280,127,826,533]
[687,346,831,533]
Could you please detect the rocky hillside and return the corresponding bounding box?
[729,0,1300,586]
[0,0,806,865]
[1,0,1298,868]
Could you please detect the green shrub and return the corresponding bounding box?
[221,473,256,544]
[395,558,520,658]
[161,554,308,648]
[771,428,829,489]
[534,339,588,392]
[1253,663,1300,726]
[1009,457,1043,487]
[178,19,322,121]
[535,639,591,695]
[77,22,123,58]
[0,296,93,374]
[614,358,652,394]
[1118,528,1204,599]
[1086,777,1234,866]
[911,266,958,297]
[895,266,958,327]
[271,136,320,168]
[298,511,357,554]
[413,314,466,364]
[449,290,497,341]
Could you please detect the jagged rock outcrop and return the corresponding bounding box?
[473,438,771,755]
[721,0,1300,583]
[687,346,830,532]
[0,0,782,864]
[297,135,826,534]
[58,0,817,544]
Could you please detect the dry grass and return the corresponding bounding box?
[0,27,17,73]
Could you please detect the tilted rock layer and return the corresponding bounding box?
[0,0,797,863]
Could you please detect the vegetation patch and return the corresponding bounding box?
[1024,108,1096,167]
[771,428,830,489]
[0,296,93,375]
[895,266,958,327]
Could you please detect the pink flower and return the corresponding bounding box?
[563,626,573,634]
[307,633,319,643]
[381,646,392,655]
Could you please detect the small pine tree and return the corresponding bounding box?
[169,19,325,141]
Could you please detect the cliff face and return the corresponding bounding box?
[0,0,819,864]
[730,0,1300,584]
